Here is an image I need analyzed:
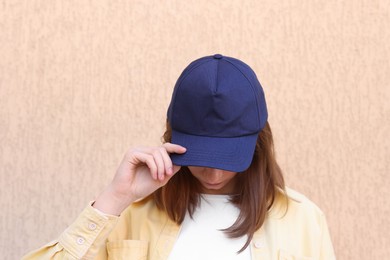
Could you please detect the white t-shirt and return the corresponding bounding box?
[168,194,251,260]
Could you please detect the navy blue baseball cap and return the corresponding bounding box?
[167,54,268,172]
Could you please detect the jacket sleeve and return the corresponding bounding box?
[22,203,119,260]
[319,213,337,259]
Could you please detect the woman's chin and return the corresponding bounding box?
[200,182,233,194]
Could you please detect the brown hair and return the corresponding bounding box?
[153,121,286,253]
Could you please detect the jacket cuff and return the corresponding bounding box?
[58,202,119,259]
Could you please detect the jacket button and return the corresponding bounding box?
[76,237,85,245]
[88,222,97,230]
[253,241,263,248]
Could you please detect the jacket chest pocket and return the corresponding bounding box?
[107,240,149,260]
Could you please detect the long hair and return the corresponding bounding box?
[153,121,286,253]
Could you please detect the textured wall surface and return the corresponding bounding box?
[1,0,389,259]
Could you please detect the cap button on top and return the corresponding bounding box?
[213,54,223,59]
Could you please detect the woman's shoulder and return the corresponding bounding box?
[107,196,171,241]
[270,186,326,223]
[261,187,335,258]
[285,187,324,212]
[121,195,165,220]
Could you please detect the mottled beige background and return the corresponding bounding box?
[0,0,389,259]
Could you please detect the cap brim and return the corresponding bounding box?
[170,130,258,172]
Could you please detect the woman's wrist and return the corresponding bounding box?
[93,185,134,216]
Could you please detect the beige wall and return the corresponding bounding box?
[1,0,389,259]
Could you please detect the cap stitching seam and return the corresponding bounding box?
[170,59,214,126]
[215,58,219,93]
[223,58,262,127]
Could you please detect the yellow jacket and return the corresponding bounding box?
[23,188,336,259]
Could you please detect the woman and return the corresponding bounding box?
[23,54,335,259]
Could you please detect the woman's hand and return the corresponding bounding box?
[93,143,186,215]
